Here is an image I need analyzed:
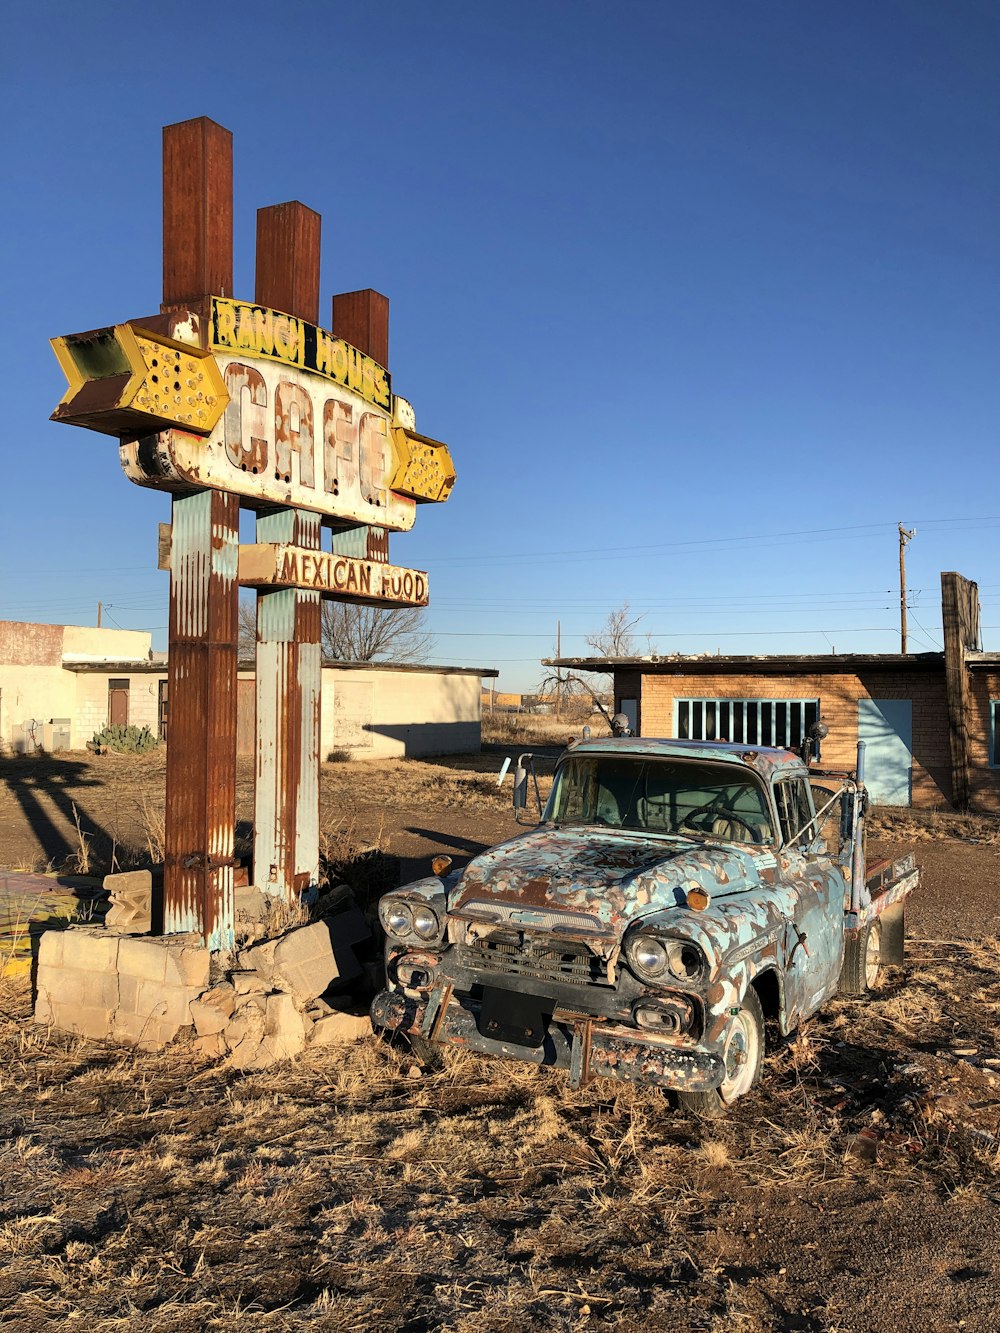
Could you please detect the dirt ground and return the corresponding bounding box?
[1,749,999,1331]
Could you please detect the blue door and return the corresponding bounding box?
[858,699,912,806]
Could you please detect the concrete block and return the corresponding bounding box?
[263,991,308,1058]
[231,970,265,995]
[271,921,341,1002]
[104,870,152,933]
[199,983,237,1019]
[163,939,211,990]
[234,885,270,923]
[36,929,65,969]
[113,1012,175,1050]
[190,998,229,1037]
[326,907,372,950]
[118,937,168,984]
[43,963,119,1012]
[117,974,141,1015]
[104,869,152,897]
[62,927,119,972]
[34,986,55,1025]
[238,994,309,1067]
[333,946,363,985]
[54,1004,114,1041]
[237,937,278,980]
[224,995,267,1067]
[310,1012,372,1046]
[135,978,197,1035]
[194,1032,226,1060]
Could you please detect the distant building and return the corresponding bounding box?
[547,573,999,812]
[0,621,496,759]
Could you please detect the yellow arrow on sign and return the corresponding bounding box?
[389,426,456,504]
[50,323,229,438]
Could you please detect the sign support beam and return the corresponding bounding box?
[163,489,240,949]
[253,201,323,903]
[161,118,238,949]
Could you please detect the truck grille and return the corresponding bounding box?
[464,931,610,989]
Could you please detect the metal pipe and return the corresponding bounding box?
[850,741,867,914]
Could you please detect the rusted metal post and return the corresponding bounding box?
[254,509,322,900]
[255,202,321,321]
[330,290,390,564]
[162,117,233,314]
[331,289,389,368]
[253,203,323,902]
[163,489,240,948]
[161,117,238,949]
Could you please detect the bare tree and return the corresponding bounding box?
[585,601,647,657]
[238,597,432,663]
[238,599,257,660]
[321,602,432,663]
[537,668,616,730]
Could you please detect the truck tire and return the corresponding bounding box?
[839,918,882,996]
[676,987,765,1118]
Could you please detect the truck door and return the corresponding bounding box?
[773,776,845,1027]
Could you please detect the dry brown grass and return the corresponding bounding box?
[1,937,1000,1330]
[868,803,1000,844]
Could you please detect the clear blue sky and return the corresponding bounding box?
[2,1,998,691]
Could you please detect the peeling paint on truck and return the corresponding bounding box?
[372,737,916,1110]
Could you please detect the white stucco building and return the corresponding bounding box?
[0,620,495,759]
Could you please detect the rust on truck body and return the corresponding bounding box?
[373,737,917,1102]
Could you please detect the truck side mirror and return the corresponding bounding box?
[512,762,528,810]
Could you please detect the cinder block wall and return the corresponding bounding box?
[72,674,164,748]
[320,668,482,759]
[634,669,953,808]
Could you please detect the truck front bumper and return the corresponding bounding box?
[371,986,724,1093]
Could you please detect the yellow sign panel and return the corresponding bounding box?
[239,543,428,607]
[210,297,391,413]
[390,426,456,504]
[50,324,228,437]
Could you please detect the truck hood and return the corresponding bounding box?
[451,824,773,938]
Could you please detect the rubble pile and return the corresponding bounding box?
[34,898,377,1069]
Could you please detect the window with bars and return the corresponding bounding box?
[991,701,999,769]
[675,697,821,752]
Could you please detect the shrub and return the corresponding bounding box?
[91,723,160,754]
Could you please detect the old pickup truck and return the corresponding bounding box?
[371,735,916,1113]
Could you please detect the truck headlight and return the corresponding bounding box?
[384,902,414,938]
[631,935,669,979]
[411,905,440,940]
[381,898,443,942]
[626,931,706,985]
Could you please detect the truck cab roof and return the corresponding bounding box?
[565,736,809,780]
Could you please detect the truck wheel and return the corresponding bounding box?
[840,918,882,996]
[676,987,765,1118]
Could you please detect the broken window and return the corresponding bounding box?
[991,700,1000,768]
[774,778,816,846]
[676,698,820,751]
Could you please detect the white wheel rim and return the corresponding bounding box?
[719,1007,758,1104]
[865,922,881,989]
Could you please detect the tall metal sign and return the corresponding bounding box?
[50,118,455,950]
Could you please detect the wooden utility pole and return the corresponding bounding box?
[898,522,915,653]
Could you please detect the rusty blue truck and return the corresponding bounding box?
[371,735,916,1114]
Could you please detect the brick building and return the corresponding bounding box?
[549,573,1000,812]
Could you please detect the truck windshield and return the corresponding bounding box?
[547,755,774,844]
